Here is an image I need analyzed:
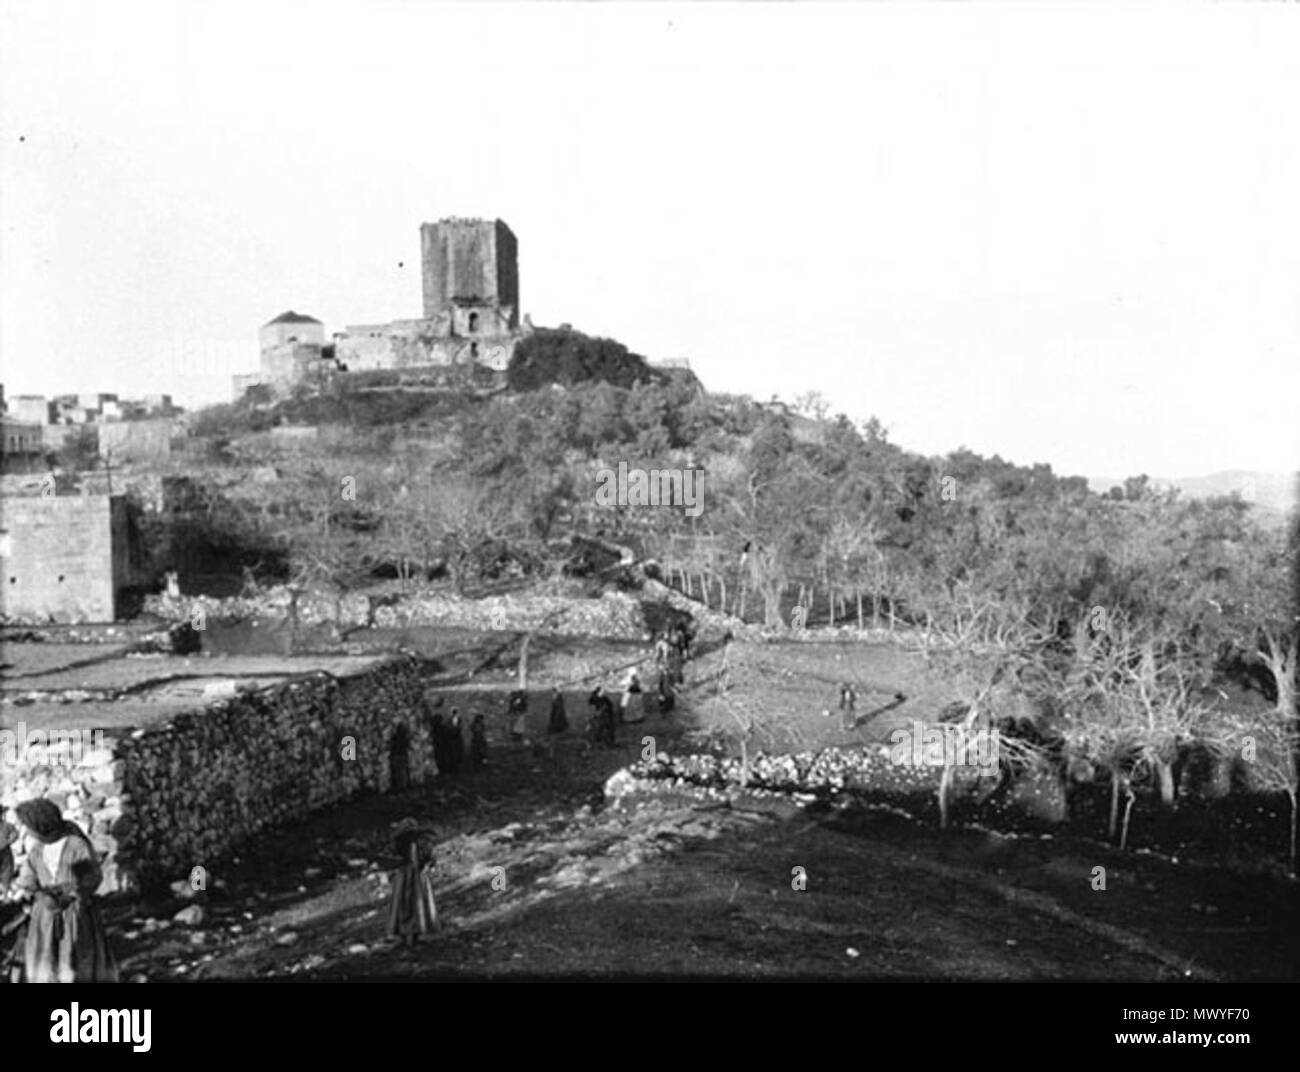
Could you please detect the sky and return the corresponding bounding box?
[2,1,1298,482]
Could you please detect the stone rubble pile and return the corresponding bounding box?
[0,735,131,893]
[607,746,943,801]
[369,589,647,638]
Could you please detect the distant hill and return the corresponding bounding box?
[1087,471,1298,515]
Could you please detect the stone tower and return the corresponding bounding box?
[419,218,519,331]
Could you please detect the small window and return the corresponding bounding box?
[470,343,479,360]
[468,312,479,333]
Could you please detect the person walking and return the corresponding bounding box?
[547,687,569,736]
[469,714,488,769]
[588,687,616,748]
[656,671,675,716]
[386,820,437,950]
[11,798,117,983]
[620,667,645,724]
[508,690,529,742]
[839,682,858,731]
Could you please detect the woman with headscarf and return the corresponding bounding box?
[620,667,645,724]
[587,686,617,748]
[12,798,117,983]
[508,690,529,742]
[386,819,437,949]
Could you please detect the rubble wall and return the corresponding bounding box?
[1,655,437,894]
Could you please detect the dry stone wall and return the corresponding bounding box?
[1,655,437,894]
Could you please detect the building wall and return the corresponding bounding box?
[495,219,519,330]
[0,495,121,622]
[260,341,324,386]
[1,420,43,455]
[335,323,521,372]
[420,218,519,323]
[8,396,51,425]
[98,419,173,463]
[77,392,116,413]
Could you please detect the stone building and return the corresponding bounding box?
[0,494,147,622]
[7,394,52,426]
[1,418,43,457]
[235,218,533,398]
[97,418,175,463]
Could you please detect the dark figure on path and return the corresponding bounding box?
[430,714,448,774]
[672,622,694,661]
[444,709,465,774]
[839,682,858,731]
[469,715,488,769]
[548,687,569,735]
[667,645,684,687]
[386,821,436,949]
[508,690,529,742]
[11,798,117,983]
[656,672,675,715]
[588,686,617,748]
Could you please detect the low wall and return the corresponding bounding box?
[1,655,437,893]
[143,585,650,639]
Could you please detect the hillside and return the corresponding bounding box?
[1088,470,1298,515]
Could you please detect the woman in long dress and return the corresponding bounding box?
[13,798,117,983]
[620,668,645,724]
[386,821,437,949]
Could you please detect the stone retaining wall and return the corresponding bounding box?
[143,585,649,639]
[1,655,437,894]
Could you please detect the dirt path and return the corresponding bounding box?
[106,741,1298,981]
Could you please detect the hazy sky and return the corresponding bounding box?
[2,1,1298,480]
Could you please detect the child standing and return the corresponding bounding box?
[386,820,437,949]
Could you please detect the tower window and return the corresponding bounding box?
[468,312,479,333]
[470,343,479,360]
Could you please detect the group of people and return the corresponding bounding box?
[0,798,117,984]
[655,621,693,685]
[426,700,489,774]
[578,622,696,749]
[417,619,697,763]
